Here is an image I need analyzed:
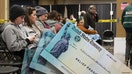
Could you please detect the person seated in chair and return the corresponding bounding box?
[77,19,102,45]
[1,5,36,60]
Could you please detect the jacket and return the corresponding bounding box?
[20,24,41,49]
[77,25,97,34]
[1,23,28,51]
[83,12,99,29]
[122,4,132,33]
[36,19,56,33]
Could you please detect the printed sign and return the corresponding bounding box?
[40,22,132,74]
[22,30,63,74]
[121,2,129,10]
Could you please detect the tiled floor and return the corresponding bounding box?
[103,37,126,63]
[103,37,132,70]
[113,37,126,63]
[104,37,132,70]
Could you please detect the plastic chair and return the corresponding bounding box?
[102,29,114,54]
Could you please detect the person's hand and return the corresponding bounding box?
[95,30,98,34]
[27,35,36,42]
[54,24,62,33]
[95,11,97,14]
[93,11,97,15]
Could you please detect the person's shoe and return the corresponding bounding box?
[130,60,132,69]
[130,65,132,69]
[125,60,129,66]
[129,59,132,69]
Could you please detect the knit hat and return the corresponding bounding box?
[35,6,48,16]
[9,4,25,21]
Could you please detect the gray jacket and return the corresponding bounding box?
[36,19,56,33]
[21,24,41,49]
[2,23,28,51]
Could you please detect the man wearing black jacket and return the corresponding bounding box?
[83,5,99,29]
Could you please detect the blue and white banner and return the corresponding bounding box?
[29,30,62,74]
[40,22,132,74]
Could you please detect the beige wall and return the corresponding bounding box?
[39,0,54,5]
[63,0,116,4]
[116,0,132,37]
[0,0,9,20]
[39,0,116,5]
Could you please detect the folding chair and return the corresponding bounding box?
[102,29,114,54]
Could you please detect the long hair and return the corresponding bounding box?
[24,6,36,27]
